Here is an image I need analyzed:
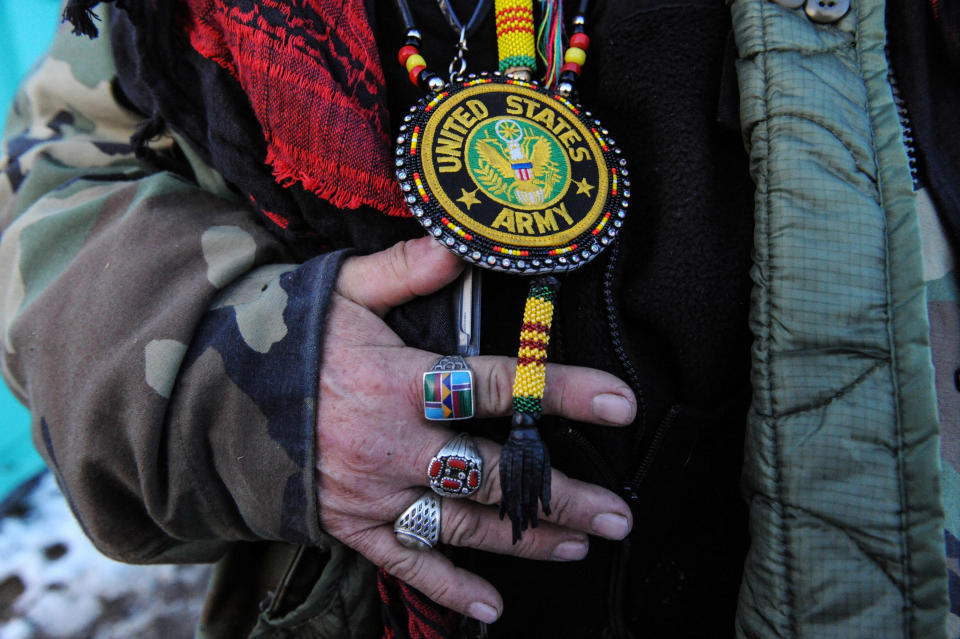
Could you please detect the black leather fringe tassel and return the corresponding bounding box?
[499,413,552,544]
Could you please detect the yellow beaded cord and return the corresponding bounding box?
[512,280,558,414]
[495,0,537,78]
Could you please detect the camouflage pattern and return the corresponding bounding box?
[3,4,957,639]
[916,186,960,638]
[0,10,379,638]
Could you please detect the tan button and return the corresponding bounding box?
[771,0,804,8]
[804,0,851,23]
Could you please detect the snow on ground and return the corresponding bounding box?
[0,473,210,639]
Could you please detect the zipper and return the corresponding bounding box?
[622,404,680,500]
[601,240,645,424]
[555,421,619,488]
[599,238,642,639]
[601,237,679,503]
[544,236,677,639]
[597,237,690,639]
[886,50,920,191]
[549,274,617,489]
[551,237,651,497]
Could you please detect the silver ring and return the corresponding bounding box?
[423,355,474,421]
[394,491,441,550]
[427,433,482,497]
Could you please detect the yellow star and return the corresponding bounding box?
[574,178,595,196]
[457,188,481,210]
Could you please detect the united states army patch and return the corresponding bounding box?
[395,74,629,274]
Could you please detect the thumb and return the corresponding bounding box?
[336,236,465,316]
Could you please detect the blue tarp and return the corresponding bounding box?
[0,0,61,501]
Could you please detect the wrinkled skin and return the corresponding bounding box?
[316,236,636,624]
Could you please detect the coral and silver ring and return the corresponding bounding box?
[423,355,474,421]
[394,490,442,550]
[427,433,483,498]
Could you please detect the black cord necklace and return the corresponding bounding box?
[393,0,494,91]
[435,0,494,39]
[392,0,631,542]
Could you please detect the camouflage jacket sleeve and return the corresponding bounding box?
[0,14,345,562]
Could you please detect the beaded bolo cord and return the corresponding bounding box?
[392,0,595,543]
[395,0,592,96]
[500,275,560,541]
[492,0,593,543]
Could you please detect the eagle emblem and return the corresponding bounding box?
[470,118,566,208]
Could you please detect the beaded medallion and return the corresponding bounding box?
[392,0,630,542]
[395,73,629,274]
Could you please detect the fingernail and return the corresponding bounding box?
[592,513,631,539]
[468,602,500,624]
[592,393,634,425]
[552,540,588,561]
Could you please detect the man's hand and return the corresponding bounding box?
[316,236,636,624]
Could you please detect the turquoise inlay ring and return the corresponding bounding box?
[423,355,474,421]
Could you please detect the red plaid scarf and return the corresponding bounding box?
[178,0,408,218]
[65,0,410,237]
[378,570,463,639]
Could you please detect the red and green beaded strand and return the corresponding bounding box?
[511,278,560,415]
